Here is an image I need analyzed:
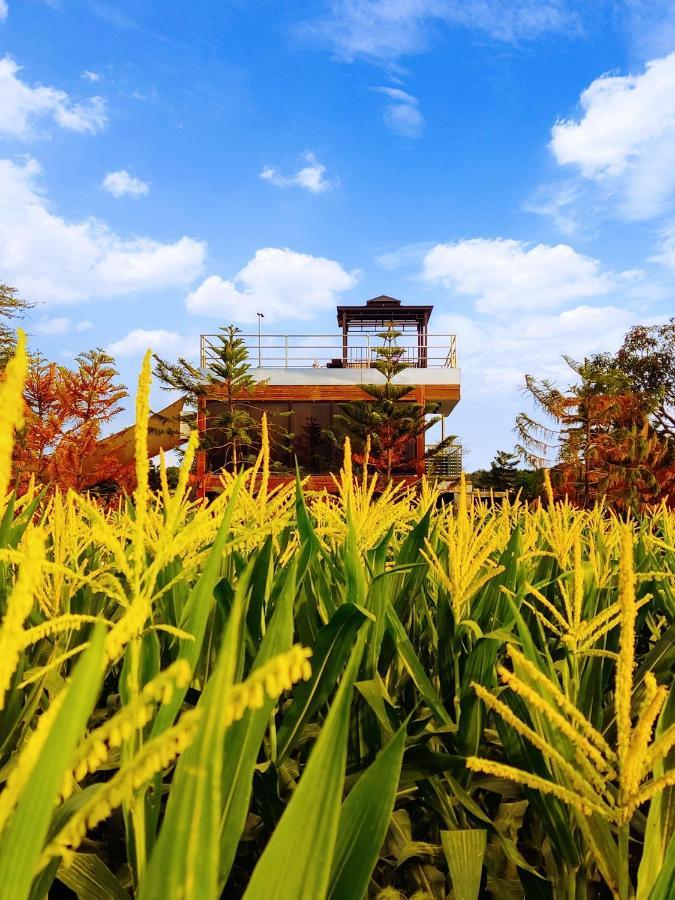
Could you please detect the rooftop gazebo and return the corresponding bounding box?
[336,295,433,367]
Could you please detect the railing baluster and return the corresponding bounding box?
[199,333,457,370]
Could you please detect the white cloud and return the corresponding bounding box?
[108,329,198,358]
[0,157,206,303]
[550,53,675,220]
[0,1,7,22]
[76,319,93,331]
[34,316,70,335]
[81,70,102,83]
[260,152,337,194]
[102,169,149,198]
[621,1,675,60]
[302,1,577,65]
[375,86,423,137]
[651,225,675,269]
[186,248,359,323]
[422,238,614,314]
[437,305,639,397]
[523,181,589,237]
[0,56,107,140]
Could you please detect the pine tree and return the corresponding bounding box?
[485,450,519,493]
[293,416,333,473]
[154,325,281,472]
[325,322,445,479]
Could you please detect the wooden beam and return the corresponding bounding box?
[193,473,424,495]
[205,383,460,403]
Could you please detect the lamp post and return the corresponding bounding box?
[257,312,264,367]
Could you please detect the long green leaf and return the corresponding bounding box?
[138,560,249,900]
[647,829,675,900]
[276,602,369,760]
[328,722,406,900]
[217,558,298,888]
[441,829,487,900]
[0,625,106,900]
[56,853,130,900]
[244,634,365,900]
[385,601,451,726]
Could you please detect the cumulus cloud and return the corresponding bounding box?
[301,0,577,64]
[81,70,102,83]
[186,248,359,323]
[421,237,614,314]
[0,157,206,303]
[437,305,640,397]
[34,316,71,336]
[108,329,198,358]
[650,225,675,269]
[0,56,107,140]
[550,53,675,220]
[102,169,149,198]
[260,151,337,194]
[375,87,423,137]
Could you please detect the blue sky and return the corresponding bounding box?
[1,1,675,467]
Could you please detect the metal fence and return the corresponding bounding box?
[425,444,463,478]
[200,333,457,370]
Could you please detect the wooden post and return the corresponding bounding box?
[415,386,426,477]
[196,394,207,499]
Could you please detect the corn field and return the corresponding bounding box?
[1,337,674,900]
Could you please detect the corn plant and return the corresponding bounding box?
[0,334,673,899]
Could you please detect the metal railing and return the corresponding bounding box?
[200,333,457,370]
[425,444,463,478]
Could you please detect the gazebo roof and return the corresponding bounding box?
[336,295,433,331]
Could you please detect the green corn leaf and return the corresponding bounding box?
[243,634,365,900]
[647,829,675,900]
[138,560,249,900]
[55,853,130,900]
[217,558,297,889]
[343,513,367,607]
[150,474,243,741]
[385,601,451,726]
[328,722,407,900]
[441,829,487,900]
[637,687,675,900]
[0,625,106,900]
[276,602,369,761]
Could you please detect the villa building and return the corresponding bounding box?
[195,295,461,495]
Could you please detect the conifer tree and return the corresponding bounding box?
[154,325,284,472]
[325,322,449,479]
[485,450,519,493]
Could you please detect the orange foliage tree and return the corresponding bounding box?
[13,349,130,492]
[516,357,674,511]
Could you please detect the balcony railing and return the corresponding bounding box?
[425,443,463,478]
[200,333,457,370]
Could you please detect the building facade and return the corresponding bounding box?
[195,296,461,495]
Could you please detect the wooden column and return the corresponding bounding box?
[196,394,207,499]
[415,386,426,477]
